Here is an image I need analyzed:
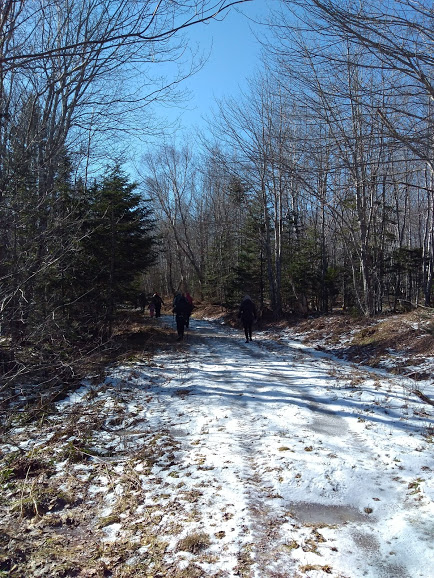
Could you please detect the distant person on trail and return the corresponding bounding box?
[173,291,180,305]
[238,295,257,342]
[173,292,190,341]
[138,292,147,313]
[148,300,155,317]
[152,292,164,318]
[172,291,182,312]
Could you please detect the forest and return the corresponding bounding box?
[1,1,433,386]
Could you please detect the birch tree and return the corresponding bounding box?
[266,1,433,314]
[278,0,434,307]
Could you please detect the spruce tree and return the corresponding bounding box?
[73,166,156,334]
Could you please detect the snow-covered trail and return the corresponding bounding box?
[7,316,427,576]
[85,316,434,578]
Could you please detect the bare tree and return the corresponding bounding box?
[270,0,434,308]
[1,1,252,73]
[278,0,434,165]
[263,0,433,313]
[207,70,311,316]
[142,143,207,294]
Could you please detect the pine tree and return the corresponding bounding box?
[72,166,156,334]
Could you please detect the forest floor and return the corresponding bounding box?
[0,306,433,577]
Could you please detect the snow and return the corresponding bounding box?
[4,315,434,577]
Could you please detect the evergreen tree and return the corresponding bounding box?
[281,227,323,315]
[236,208,264,308]
[71,166,156,333]
[0,98,74,340]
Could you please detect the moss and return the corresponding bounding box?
[0,467,14,484]
[97,513,121,528]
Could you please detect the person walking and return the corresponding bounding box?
[238,295,257,342]
[173,292,190,341]
[152,292,164,318]
[138,292,147,314]
[148,300,155,317]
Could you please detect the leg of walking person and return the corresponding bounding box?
[244,323,249,343]
[176,315,185,340]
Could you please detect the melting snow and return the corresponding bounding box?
[3,316,434,577]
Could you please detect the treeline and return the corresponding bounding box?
[142,0,434,318]
[1,158,156,338]
[0,0,247,388]
[2,0,434,370]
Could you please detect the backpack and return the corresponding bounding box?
[239,298,256,322]
[174,295,189,316]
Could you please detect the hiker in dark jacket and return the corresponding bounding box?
[138,292,147,313]
[152,292,164,318]
[238,295,257,342]
[173,292,190,341]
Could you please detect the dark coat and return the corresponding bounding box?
[152,294,164,307]
[238,297,256,324]
[173,296,190,317]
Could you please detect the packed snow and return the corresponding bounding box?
[3,316,434,577]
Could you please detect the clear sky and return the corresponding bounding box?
[159,0,272,136]
[126,1,273,174]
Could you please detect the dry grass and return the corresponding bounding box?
[282,309,434,379]
[175,531,211,554]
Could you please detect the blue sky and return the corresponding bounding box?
[126,1,272,174]
[161,0,272,135]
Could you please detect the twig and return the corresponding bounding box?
[414,389,434,406]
